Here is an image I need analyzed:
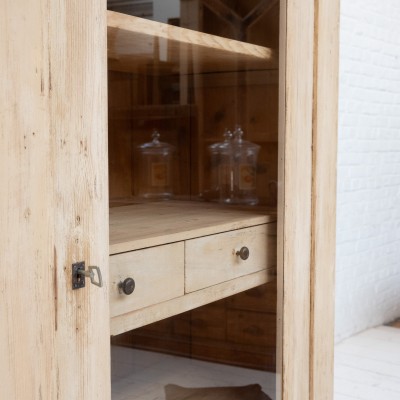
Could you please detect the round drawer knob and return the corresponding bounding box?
[236,246,250,260]
[119,278,135,295]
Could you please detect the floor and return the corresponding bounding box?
[111,346,276,400]
[111,325,400,400]
[334,325,400,400]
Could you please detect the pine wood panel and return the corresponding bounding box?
[49,2,110,396]
[310,0,340,399]
[0,3,53,398]
[0,1,110,399]
[109,201,276,254]
[277,0,315,398]
[110,242,184,317]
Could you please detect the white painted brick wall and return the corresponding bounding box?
[335,0,400,342]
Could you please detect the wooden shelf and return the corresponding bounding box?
[109,201,276,254]
[107,11,277,74]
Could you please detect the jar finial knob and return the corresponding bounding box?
[152,129,160,143]
[233,125,244,142]
[223,128,233,142]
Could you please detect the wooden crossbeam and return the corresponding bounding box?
[243,0,279,28]
[202,0,279,41]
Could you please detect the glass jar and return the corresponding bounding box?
[232,126,260,205]
[217,130,235,204]
[208,127,260,205]
[207,130,233,202]
[135,130,175,200]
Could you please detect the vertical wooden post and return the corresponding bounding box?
[278,0,339,398]
[0,1,110,399]
[310,0,340,399]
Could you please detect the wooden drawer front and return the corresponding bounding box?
[110,242,184,318]
[185,223,276,293]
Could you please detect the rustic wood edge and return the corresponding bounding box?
[107,9,274,61]
[110,269,276,336]
[310,0,340,399]
[277,0,315,398]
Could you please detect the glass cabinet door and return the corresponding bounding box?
[107,1,281,399]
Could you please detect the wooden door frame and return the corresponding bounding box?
[278,0,339,399]
[0,1,110,399]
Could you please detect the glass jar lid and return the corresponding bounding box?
[208,129,233,155]
[137,130,176,156]
[232,126,260,154]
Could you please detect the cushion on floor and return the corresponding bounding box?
[164,383,272,400]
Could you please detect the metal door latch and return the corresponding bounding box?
[72,262,103,290]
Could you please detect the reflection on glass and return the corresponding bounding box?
[108,0,180,24]
[108,1,280,399]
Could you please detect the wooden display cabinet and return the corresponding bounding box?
[107,2,280,375]
[1,0,339,399]
[107,2,279,299]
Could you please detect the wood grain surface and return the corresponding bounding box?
[310,0,340,399]
[109,201,276,254]
[185,223,277,292]
[0,0,110,399]
[110,242,184,317]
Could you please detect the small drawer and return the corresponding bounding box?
[110,242,184,318]
[185,223,276,293]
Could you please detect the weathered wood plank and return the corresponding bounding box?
[277,0,315,398]
[310,0,340,399]
[0,1,110,399]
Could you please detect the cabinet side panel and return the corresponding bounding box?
[0,1,55,399]
[310,0,340,399]
[0,1,110,399]
[277,0,315,398]
[49,1,110,399]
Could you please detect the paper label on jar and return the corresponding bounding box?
[219,164,233,187]
[151,162,168,187]
[239,164,256,190]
